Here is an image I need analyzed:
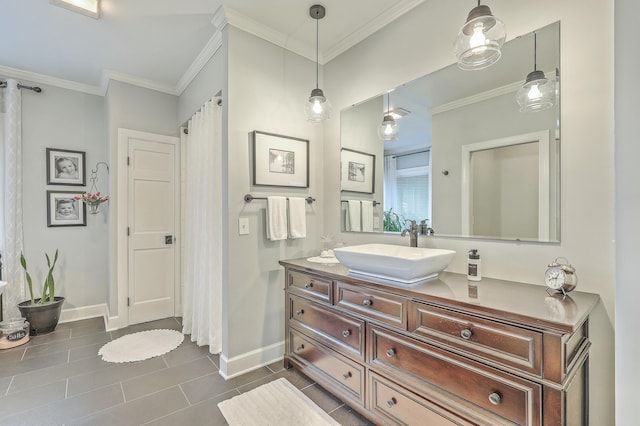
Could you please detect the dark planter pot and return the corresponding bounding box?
[17,297,65,335]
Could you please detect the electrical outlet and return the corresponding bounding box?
[238,217,249,235]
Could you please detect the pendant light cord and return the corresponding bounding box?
[533,32,538,71]
[315,9,319,89]
[387,92,391,114]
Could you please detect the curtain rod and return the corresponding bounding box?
[0,81,43,93]
[391,149,430,159]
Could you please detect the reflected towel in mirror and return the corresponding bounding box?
[361,200,374,232]
[345,200,361,232]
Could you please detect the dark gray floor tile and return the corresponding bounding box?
[67,317,107,337]
[330,405,376,426]
[0,350,68,379]
[180,366,273,405]
[0,346,27,364]
[0,376,11,396]
[302,383,345,413]
[209,352,220,369]
[8,354,110,394]
[266,359,286,373]
[69,386,189,426]
[122,356,216,401]
[25,328,72,346]
[0,380,66,419]
[69,342,105,362]
[0,383,124,426]
[67,356,166,397]
[162,338,212,367]
[23,331,111,359]
[143,390,238,426]
[109,318,181,339]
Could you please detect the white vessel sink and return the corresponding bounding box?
[333,244,456,283]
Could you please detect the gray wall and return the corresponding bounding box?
[106,80,179,315]
[222,26,324,375]
[615,0,639,424]
[324,0,614,423]
[20,82,108,312]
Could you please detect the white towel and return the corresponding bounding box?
[288,197,306,239]
[345,200,361,232]
[266,196,288,241]
[361,200,374,232]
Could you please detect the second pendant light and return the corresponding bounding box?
[378,92,399,141]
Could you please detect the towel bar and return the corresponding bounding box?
[244,194,316,204]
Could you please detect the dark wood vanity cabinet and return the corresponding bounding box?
[280,259,599,426]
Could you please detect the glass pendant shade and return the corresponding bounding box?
[516,70,556,112]
[305,88,331,122]
[378,115,400,141]
[454,4,506,71]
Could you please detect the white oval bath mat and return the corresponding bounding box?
[98,329,184,363]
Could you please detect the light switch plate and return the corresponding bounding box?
[238,217,249,235]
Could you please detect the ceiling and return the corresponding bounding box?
[0,0,425,95]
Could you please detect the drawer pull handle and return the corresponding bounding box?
[295,344,304,352]
[363,299,372,306]
[342,372,351,380]
[386,348,396,358]
[386,398,396,408]
[304,282,313,289]
[460,329,473,340]
[342,329,351,338]
[295,309,304,316]
[488,392,502,405]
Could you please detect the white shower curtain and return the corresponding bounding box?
[0,79,25,319]
[181,98,223,354]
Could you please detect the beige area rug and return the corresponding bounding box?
[98,329,184,363]
[218,378,340,426]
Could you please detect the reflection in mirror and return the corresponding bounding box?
[340,22,560,242]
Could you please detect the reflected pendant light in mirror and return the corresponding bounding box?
[305,4,332,122]
[378,92,400,141]
[454,1,506,71]
[516,32,556,112]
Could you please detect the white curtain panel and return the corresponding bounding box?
[181,98,223,354]
[0,79,25,319]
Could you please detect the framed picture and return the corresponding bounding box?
[341,148,375,193]
[46,191,86,227]
[46,148,86,186]
[252,131,309,188]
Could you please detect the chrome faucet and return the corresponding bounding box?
[419,219,435,236]
[401,220,419,247]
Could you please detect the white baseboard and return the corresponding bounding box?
[219,341,285,380]
[59,303,107,328]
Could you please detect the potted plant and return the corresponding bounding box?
[18,249,64,335]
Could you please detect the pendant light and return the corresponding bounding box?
[305,5,331,122]
[516,32,556,112]
[378,92,399,141]
[454,1,506,71]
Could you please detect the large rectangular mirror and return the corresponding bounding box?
[340,21,560,242]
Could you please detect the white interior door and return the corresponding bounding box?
[127,135,178,325]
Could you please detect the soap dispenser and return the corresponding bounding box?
[467,249,481,281]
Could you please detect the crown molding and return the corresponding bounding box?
[176,20,224,95]
[430,71,557,114]
[0,65,103,96]
[324,0,425,62]
[103,69,177,96]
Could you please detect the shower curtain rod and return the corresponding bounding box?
[0,81,42,93]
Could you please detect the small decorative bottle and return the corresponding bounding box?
[467,249,481,281]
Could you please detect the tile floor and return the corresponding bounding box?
[0,317,374,426]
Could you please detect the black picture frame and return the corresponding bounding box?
[252,131,309,188]
[46,191,86,227]
[340,148,375,194]
[46,148,86,186]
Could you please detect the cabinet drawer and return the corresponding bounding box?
[369,325,541,426]
[409,302,542,376]
[289,329,365,403]
[370,372,475,426]
[287,270,333,303]
[289,294,365,361]
[336,281,407,329]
